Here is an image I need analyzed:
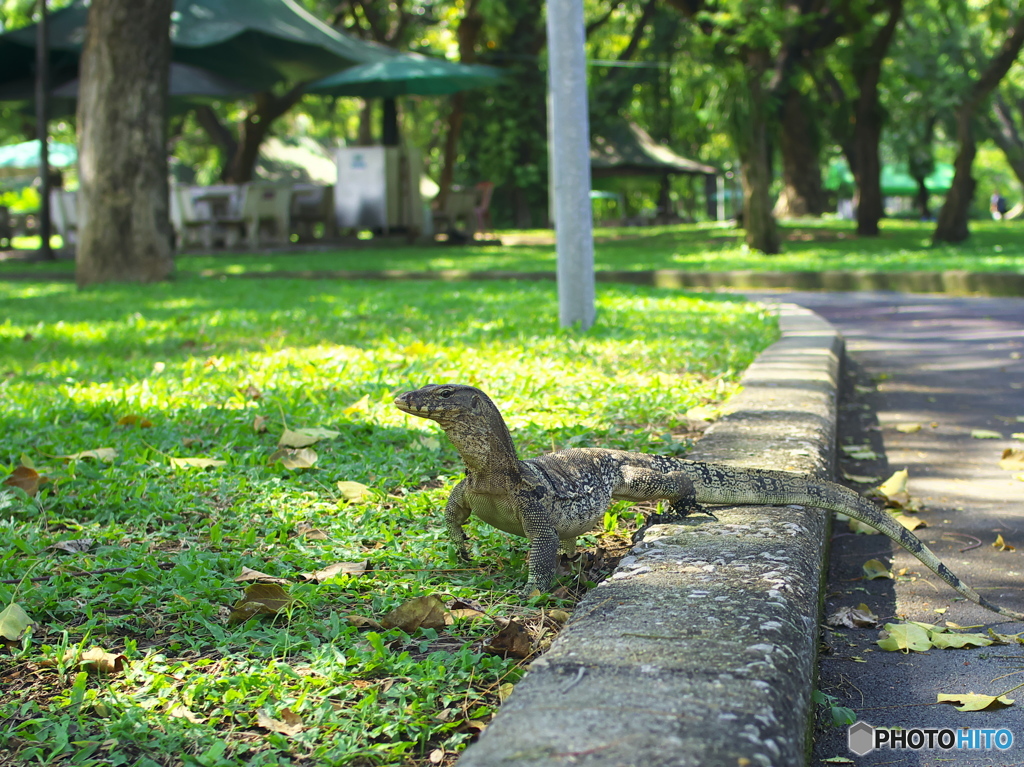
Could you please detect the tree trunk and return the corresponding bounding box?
[850,0,903,237]
[934,13,1024,244]
[774,88,826,218]
[737,58,780,254]
[75,0,173,287]
[437,0,483,211]
[982,96,1024,192]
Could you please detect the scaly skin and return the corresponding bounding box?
[394,383,1023,620]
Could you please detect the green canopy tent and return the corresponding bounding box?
[0,139,76,180]
[307,55,503,98]
[825,158,955,197]
[307,53,502,145]
[0,0,392,98]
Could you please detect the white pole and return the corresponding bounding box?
[546,0,595,330]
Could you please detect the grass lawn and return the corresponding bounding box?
[0,276,777,766]
[5,218,1024,278]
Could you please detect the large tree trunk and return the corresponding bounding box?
[737,58,780,254]
[75,0,174,287]
[934,13,1024,244]
[851,0,903,237]
[774,88,826,218]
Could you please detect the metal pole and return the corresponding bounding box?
[36,0,53,260]
[546,0,595,330]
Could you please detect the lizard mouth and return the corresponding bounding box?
[394,394,417,414]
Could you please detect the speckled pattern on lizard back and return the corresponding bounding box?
[394,383,1023,621]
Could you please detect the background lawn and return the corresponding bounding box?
[0,277,776,766]
[4,219,1024,279]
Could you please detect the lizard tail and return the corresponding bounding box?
[689,463,1024,622]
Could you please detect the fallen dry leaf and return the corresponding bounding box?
[117,414,154,428]
[257,708,304,736]
[862,559,892,580]
[70,647,127,675]
[0,603,33,643]
[826,604,879,629]
[268,447,318,470]
[278,427,340,448]
[169,457,228,469]
[992,534,1017,552]
[380,595,449,632]
[937,692,1015,712]
[301,561,368,582]
[895,423,922,433]
[234,567,291,585]
[166,703,205,723]
[3,466,45,496]
[999,448,1024,471]
[57,448,118,463]
[228,583,294,625]
[346,614,384,630]
[336,480,373,503]
[971,429,1003,440]
[294,523,330,540]
[253,415,269,433]
[484,619,533,658]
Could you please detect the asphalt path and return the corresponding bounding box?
[742,291,1024,767]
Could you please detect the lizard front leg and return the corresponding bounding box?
[515,490,561,594]
[443,480,473,562]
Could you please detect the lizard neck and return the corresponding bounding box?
[439,405,519,476]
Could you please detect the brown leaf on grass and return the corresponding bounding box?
[268,447,318,470]
[241,384,263,401]
[166,703,205,723]
[1000,448,1024,471]
[57,448,118,463]
[278,427,340,448]
[484,619,533,658]
[300,561,368,582]
[228,583,294,625]
[253,415,269,434]
[3,466,46,496]
[256,708,304,736]
[294,523,330,540]
[169,457,228,469]
[336,480,373,503]
[992,534,1017,552]
[0,603,33,643]
[448,597,490,622]
[117,414,154,428]
[59,646,127,675]
[49,538,94,554]
[937,692,1015,711]
[234,567,291,585]
[380,595,449,632]
[346,615,384,630]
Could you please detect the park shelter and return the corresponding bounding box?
[590,121,720,219]
[307,55,503,98]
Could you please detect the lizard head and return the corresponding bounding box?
[394,384,495,425]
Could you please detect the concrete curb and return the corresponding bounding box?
[2,267,1024,296]
[457,304,844,767]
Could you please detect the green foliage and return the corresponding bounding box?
[0,275,775,765]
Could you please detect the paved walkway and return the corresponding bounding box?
[744,291,1024,766]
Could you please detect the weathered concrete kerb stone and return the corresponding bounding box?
[456,305,843,767]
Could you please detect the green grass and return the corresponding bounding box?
[0,276,777,766]
[5,219,1024,278]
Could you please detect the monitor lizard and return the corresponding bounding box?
[394,383,1023,620]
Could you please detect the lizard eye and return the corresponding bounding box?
[439,388,453,398]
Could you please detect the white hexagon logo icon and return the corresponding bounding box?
[848,720,875,756]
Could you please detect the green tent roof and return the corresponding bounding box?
[307,54,503,98]
[591,121,718,177]
[825,158,954,196]
[0,0,392,94]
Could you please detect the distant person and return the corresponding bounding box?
[990,190,1008,220]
